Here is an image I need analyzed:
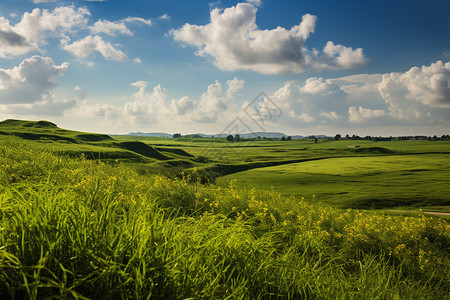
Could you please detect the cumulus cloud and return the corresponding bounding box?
[0,55,78,116]
[90,17,152,36]
[276,60,450,127]
[61,35,127,61]
[320,41,367,69]
[0,19,34,57]
[91,20,133,36]
[226,77,245,99]
[15,6,90,42]
[74,78,245,128]
[0,55,68,104]
[171,2,367,74]
[171,96,195,115]
[319,111,341,120]
[379,60,450,118]
[288,111,315,122]
[63,61,448,134]
[348,106,387,123]
[0,5,156,62]
[0,6,90,57]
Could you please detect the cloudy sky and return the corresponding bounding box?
[0,0,448,136]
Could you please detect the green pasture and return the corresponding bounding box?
[0,136,448,299]
[218,154,450,211]
[2,119,450,212]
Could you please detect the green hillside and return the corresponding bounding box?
[0,119,112,143]
[0,136,448,299]
[0,119,198,169]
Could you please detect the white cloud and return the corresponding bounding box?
[0,55,77,116]
[0,6,152,61]
[289,111,315,122]
[73,79,244,128]
[123,83,168,124]
[158,14,170,21]
[378,60,450,119]
[133,57,142,64]
[348,106,387,123]
[321,41,367,69]
[300,77,342,95]
[171,2,367,74]
[0,18,35,57]
[0,55,68,104]
[226,77,245,99]
[262,60,449,130]
[90,17,152,36]
[62,35,127,61]
[91,20,133,36]
[14,6,90,42]
[62,60,449,135]
[171,96,195,115]
[130,81,148,88]
[246,0,262,7]
[122,17,152,26]
[319,111,341,120]
[0,6,90,57]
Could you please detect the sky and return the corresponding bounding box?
[0,0,449,136]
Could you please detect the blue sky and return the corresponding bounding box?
[0,0,448,136]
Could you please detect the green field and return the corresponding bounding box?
[0,119,449,298]
[2,119,450,213]
[218,155,450,211]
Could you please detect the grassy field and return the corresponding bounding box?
[2,119,450,213]
[0,134,449,299]
[218,154,450,211]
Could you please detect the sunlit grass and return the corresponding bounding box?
[0,137,448,299]
[218,154,450,211]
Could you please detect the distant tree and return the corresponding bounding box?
[315,137,318,143]
[226,135,234,142]
[334,134,341,140]
[281,136,286,141]
[286,136,292,141]
[235,134,240,141]
[173,133,181,138]
[345,134,350,139]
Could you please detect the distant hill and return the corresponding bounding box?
[125,131,313,139]
[127,132,172,138]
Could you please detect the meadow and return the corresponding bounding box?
[218,154,450,211]
[0,120,449,299]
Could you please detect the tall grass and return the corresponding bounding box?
[0,137,448,299]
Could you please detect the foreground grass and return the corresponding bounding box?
[0,138,449,299]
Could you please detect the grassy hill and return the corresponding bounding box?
[0,119,200,169]
[0,136,448,299]
[0,119,112,143]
